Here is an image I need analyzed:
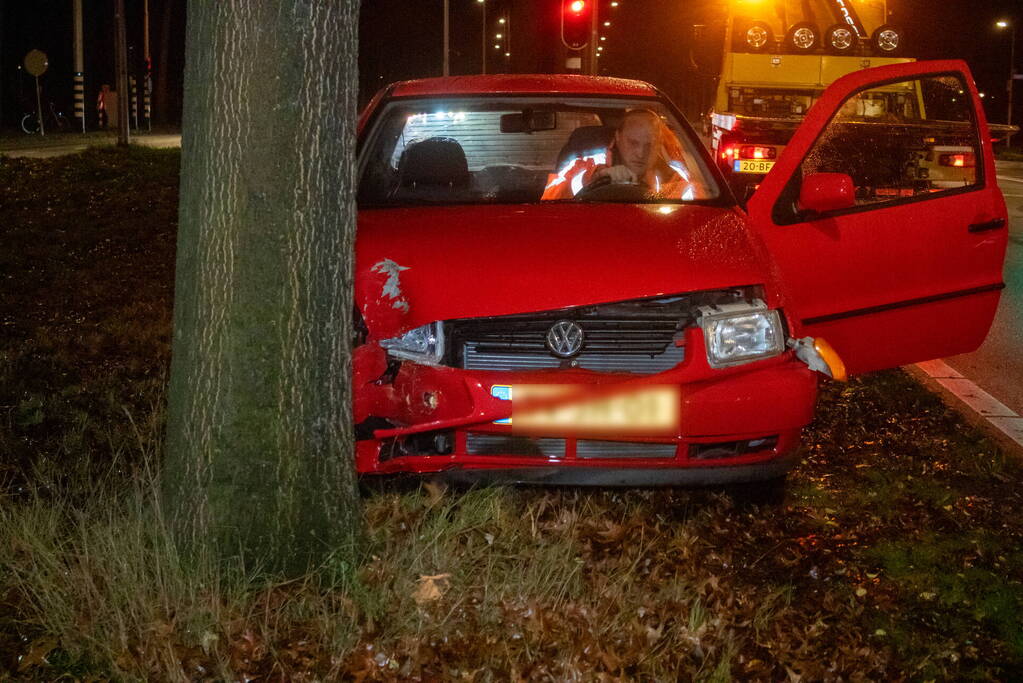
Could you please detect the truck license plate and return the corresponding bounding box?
[734,159,775,174]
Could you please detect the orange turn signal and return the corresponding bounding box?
[813,338,847,382]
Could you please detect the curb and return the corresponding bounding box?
[905,362,1023,457]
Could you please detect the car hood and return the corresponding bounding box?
[356,203,769,338]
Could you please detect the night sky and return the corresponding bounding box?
[1,0,1019,129]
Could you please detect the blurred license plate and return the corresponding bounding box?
[490,384,680,435]
[734,159,774,174]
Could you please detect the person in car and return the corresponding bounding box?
[541,109,694,200]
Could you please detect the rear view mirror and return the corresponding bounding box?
[500,110,557,133]
[798,172,855,214]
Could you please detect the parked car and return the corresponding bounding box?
[352,61,1008,492]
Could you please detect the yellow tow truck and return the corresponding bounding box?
[709,0,1017,197]
[710,0,914,193]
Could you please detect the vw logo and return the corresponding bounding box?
[546,320,585,358]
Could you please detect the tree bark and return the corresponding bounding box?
[164,0,362,575]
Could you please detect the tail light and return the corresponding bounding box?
[739,145,777,160]
[939,153,976,168]
[720,144,739,161]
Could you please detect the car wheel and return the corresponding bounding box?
[786,22,820,52]
[825,23,857,54]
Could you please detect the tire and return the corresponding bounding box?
[785,22,820,52]
[734,19,774,52]
[872,24,904,56]
[20,113,39,134]
[824,23,857,54]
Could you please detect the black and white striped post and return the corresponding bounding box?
[144,65,151,131]
[73,0,85,132]
[130,75,139,130]
[143,0,152,130]
[73,72,86,132]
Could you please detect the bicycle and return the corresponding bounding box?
[21,101,71,134]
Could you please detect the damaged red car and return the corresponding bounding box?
[352,60,1007,490]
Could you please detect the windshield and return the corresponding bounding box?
[358,96,720,207]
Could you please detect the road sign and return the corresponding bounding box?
[23,49,48,77]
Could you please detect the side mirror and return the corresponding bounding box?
[798,172,855,214]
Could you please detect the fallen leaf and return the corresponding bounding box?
[17,636,58,672]
[422,481,446,507]
[413,573,451,605]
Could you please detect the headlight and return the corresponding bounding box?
[379,322,444,364]
[698,301,784,368]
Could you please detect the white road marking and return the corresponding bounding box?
[916,361,1023,447]
[997,175,1023,184]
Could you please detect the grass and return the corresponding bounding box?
[2,147,1023,678]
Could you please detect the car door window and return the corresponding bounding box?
[776,74,981,223]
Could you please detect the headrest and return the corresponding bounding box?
[398,137,470,187]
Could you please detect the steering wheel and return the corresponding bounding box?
[573,175,653,201]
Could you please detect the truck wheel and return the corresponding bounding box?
[872,24,904,56]
[825,24,856,54]
[786,22,819,52]
[736,20,773,52]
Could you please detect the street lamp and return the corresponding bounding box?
[499,13,511,69]
[996,19,1016,148]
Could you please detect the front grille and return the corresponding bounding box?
[466,434,677,459]
[462,345,685,372]
[450,295,695,374]
[466,434,565,458]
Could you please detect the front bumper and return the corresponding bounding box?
[354,327,818,483]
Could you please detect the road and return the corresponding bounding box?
[936,161,1023,418]
[0,133,181,158]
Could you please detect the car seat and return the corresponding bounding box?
[553,125,614,173]
[393,137,471,200]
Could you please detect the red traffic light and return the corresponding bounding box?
[562,0,592,50]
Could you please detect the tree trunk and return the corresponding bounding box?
[163,0,362,575]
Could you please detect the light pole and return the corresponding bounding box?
[443,0,450,76]
[477,0,486,75]
[997,19,1017,149]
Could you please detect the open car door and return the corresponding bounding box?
[748,60,1008,375]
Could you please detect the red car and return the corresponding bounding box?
[352,60,1007,490]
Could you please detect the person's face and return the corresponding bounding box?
[615,116,657,177]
